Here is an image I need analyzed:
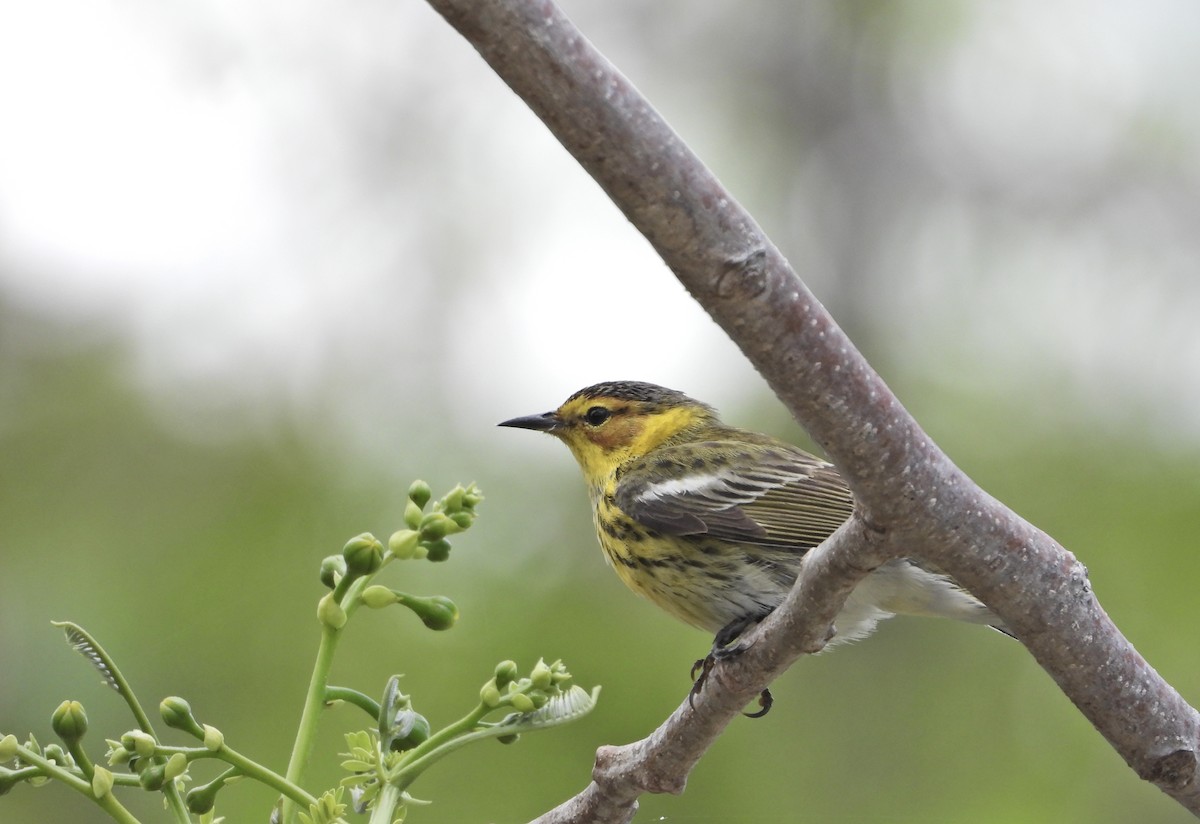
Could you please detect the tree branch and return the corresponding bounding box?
[424,0,1200,818]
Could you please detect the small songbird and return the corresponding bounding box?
[500,380,1002,659]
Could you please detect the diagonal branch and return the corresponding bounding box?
[528,518,885,824]
[424,0,1200,818]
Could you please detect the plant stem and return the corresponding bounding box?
[52,623,190,819]
[384,703,490,791]
[369,781,404,824]
[163,774,190,822]
[214,742,318,808]
[324,685,382,720]
[280,577,368,823]
[17,746,140,824]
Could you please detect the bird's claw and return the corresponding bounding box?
[745,687,773,718]
[688,646,774,718]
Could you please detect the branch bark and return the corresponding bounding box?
[424,0,1200,819]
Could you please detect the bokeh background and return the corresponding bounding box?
[3,1,1200,822]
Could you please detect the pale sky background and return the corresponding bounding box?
[2,0,1199,457]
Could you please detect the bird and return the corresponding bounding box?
[499,380,1002,707]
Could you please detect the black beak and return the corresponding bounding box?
[498,411,561,432]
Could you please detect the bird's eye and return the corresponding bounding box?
[584,406,612,427]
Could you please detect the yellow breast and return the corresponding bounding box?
[586,479,763,633]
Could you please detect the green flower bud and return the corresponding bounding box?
[44,743,70,765]
[92,766,114,799]
[419,513,451,541]
[480,682,501,709]
[202,725,224,752]
[463,486,484,508]
[530,692,549,709]
[0,766,20,796]
[399,594,458,630]
[404,500,423,530]
[0,734,18,761]
[342,533,384,576]
[448,511,474,530]
[138,763,166,791]
[386,710,431,752]
[530,659,553,692]
[160,697,205,739]
[164,752,188,781]
[122,730,156,759]
[361,585,398,609]
[424,539,452,563]
[550,660,573,685]
[186,782,220,814]
[320,555,346,589]
[493,660,519,689]
[387,529,419,560]
[51,700,88,745]
[509,693,535,713]
[318,593,348,630]
[496,733,519,745]
[408,480,432,509]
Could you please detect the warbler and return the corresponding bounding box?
[500,380,1002,655]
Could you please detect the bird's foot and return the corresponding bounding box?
[688,613,774,717]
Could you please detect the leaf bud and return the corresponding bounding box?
[164,751,188,781]
[493,660,519,689]
[318,593,348,630]
[202,725,224,752]
[160,697,205,739]
[407,480,433,510]
[387,529,419,560]
[91,766,114,799]
[442,485,466,513]
[403,500,423,530]
[550,660,573,685]
[51,700,88,745]
[530,659,553,692]
[509,693,535,714]
[342,533,384,576]
[361,585,398,609]
[320,555,346,589]
[105,739,132,766]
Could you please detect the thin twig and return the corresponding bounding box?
[424,0,1200,818]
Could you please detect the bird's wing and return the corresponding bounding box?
[615,441,854,550]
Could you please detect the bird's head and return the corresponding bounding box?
[499,381,717,477]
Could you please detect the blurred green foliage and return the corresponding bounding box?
[2,301,1198,824]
